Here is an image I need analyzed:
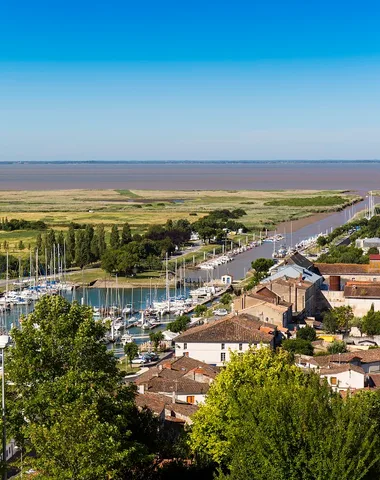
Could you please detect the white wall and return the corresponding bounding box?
[175,341,268,366]
[320,370,364,391]
[322,291,380,317]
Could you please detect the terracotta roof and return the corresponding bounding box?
[370,254,380,261]
[344,282,380,298]
[166,402,198,417]
[161,355,219,378]
[269,277,310,290]
[313,349,380,367]
[316,263,380,275]
[368,373,380,387]
[136,393,172,414]
[175,315,274,344]
[244,295,290,312]
[319,364,365,375]
[145,376,210,395]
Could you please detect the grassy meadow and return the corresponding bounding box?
[0,188,361,259]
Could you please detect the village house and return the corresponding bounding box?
[319,364,366,392]
[174,314,282,366]
[316,254,380,289]
[321,279,380,316]
[233,286,292,327]
[262,264,324,288]
[135,392,198,425]
[355,237,380,253]
[134,355,219,404]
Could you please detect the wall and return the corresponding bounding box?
[175,341,268,365]
[320,370,365,391]
[322,291,380,317]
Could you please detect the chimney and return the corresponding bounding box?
[158,364,163,371]
[172,390,176,403]
[138,384,145,394]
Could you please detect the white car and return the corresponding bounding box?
[131,356,148,365]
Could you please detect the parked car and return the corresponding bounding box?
[131,356,148,365]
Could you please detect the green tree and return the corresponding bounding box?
[368,247,379,255]
[194,304,207,316]
[36,233,42,252]
[323,310,339,333]
[75,229,89,269]
[220,293,232,306]
[18,240,25,250]
[190,348,380,480]
[7,296,159,479]
[124,342,139,366]
[110,224,120,248]
[121,222,132,246]
[96,224,106,256]
[327,340,348,354]
[251,257,275,274]
[283,338,314,356]
[149,331,164,351]
[362,304,380,335]
[296,325,317,342]
[168,315,190,333]
[66,225,76,265]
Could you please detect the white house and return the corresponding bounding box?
[319,364,365,392]
[175,314,276,366]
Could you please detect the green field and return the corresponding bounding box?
[0,188,361,259]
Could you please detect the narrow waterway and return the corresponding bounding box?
[187,194,378,281]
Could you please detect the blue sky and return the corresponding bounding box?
[1,0,380,161]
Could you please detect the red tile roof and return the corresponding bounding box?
[319,364,365,375]
[175,315,274,344]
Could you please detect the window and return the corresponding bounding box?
[184,343,187,350]
[239,343,243,351]
[330,377,337,386]
[221,352,226,362]
[221,343,225,350]
[187,396,195,404]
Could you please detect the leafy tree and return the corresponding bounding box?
[168,315,190,333]
[190,348,380,480]
[283,338,314,356]
[327,340,348,354]
[220,293,232,306]
[36,233,42,252]
[7,296,160,479]
[251,257,275,274]
[317,235,328,247]
[149,331,164,351]
[66,224,76,265]
[90,233,100,261]
[18,240,25,250]
[121,222,133,246]
[124,342,139,366]
[362,304,380,335]
[368,247,379,255]
[296,325,317,342]
[75,229,89,268]
[96,224,106,256]
[110,224,120,248]
[194,304,207,316]
[323,306,354,333]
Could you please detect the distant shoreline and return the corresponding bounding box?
[1,160,380,165]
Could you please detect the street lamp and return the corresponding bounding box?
[0,335,10,480]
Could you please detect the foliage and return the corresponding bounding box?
[190,348,380,480]
[362,304,380,336]
[327,340,348,354]
[282,338,314,356]
[168,315,190,333]
[194,304,207,316]
[318,245,368,264]
[7,295,160,479]
[265,195,348,207]
[0,217,47,231]
[124,342,139,366]
[296,325,317,342]
[251,257,275,274]
[149,331,164,351]
[220,293,232,305]
[323,306,354,333]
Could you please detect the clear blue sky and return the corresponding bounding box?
[1,0,380,161]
